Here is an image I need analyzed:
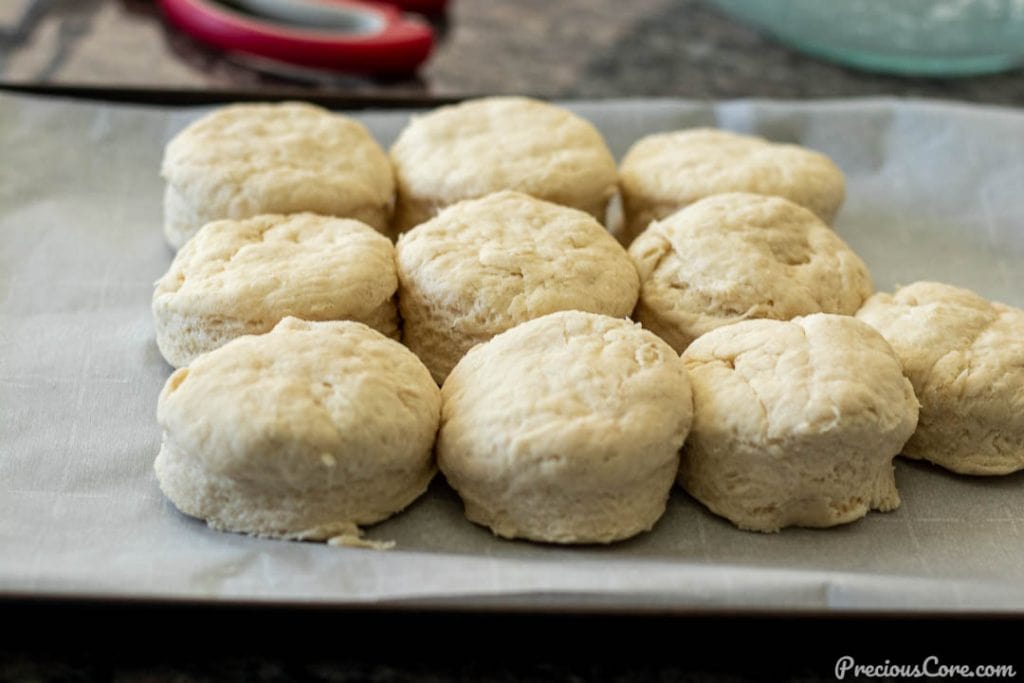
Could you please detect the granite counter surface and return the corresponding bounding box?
[2,0,1024,104]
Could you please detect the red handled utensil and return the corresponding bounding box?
[159,0,435,75]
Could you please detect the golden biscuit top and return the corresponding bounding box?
[154,213,397,322]
[857,281,1024,416]
[157,318,440,486]
[440,311,693,480]
[397,191,639,334]
[629,192,873,350]
[390,97,617,206]
[683,314,919,445]
[620,127,845,222]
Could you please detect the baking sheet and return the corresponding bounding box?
[1,92,1023,613]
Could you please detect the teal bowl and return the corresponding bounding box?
[707,0,1024,76]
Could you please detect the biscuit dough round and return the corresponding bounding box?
[396,191,640,383]
[438,311,693,544]
[679,314,919,533]
[389,96,617,232]
[856,281,1024,475]
[161,102,394,248]
[153,213,399,368]
[629,192,873,353]
[155,317,441,544]
[618,128,845,244]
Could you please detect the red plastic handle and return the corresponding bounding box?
[159,0,434,75]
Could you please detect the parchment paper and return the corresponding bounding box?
[2,92,1022,613]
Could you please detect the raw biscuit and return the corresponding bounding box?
[629,192,872,353]
[679,314,919,533]
[438,311,693,544]
[618,127,845,244]
[389,96,617,232]
[153,213,399,368]
[396,191,639,383]
[154,317,441,544]
[856,281,1024,475]
[161,102,394,249]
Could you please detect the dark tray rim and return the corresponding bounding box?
[0,82,466,108]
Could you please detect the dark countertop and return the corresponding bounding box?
[3,2,1022,680]
[3,600,1020,682]
[2,0,1024,105]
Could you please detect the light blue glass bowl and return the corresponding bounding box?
[707,0,1024,76]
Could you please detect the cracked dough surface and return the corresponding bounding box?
[396,191,639,383]
[161,102,394,248]
[629,192,873,353]
[856,281,1024,475]
[679,314,918,533]
[438,311,693,544]
[618,127,845,244]
[155,317,441,544]
[389,96,617,232]
[153,213,399,368]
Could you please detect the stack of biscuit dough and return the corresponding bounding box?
[151,97,1024,548]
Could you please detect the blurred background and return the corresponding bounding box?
[2,0,1024,105]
